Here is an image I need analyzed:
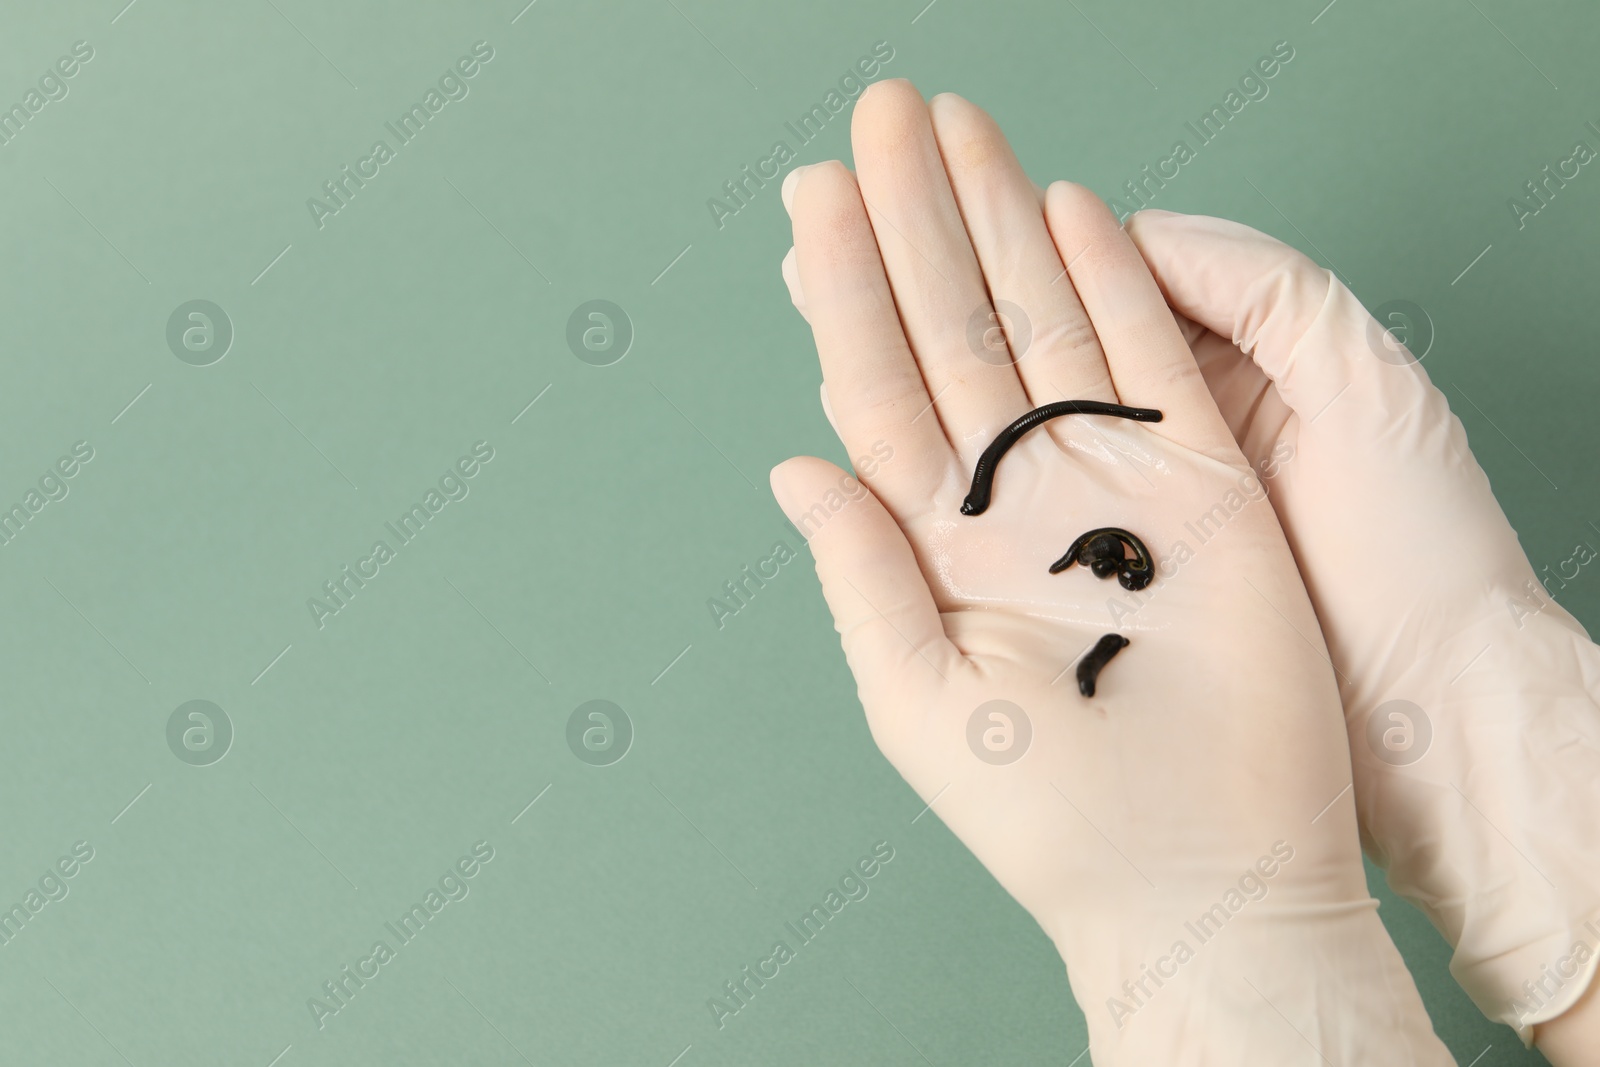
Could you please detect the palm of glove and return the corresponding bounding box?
[874,408,1364,943]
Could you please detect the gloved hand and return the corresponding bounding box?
[1126,208,1600,1052]
[772,80,1453,1065]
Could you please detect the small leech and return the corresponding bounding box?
[1050,527,1155,591]
[1076,633,1129,698]
[960,400,1163,516]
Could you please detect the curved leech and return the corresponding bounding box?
[960,400,1163,516]
[1076,633,1129,698]
[1049,527,1155,591]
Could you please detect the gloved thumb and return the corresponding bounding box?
[769,456,957,713]
[1126,209,1432,429]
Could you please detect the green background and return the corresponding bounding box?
[1,0,1595,1063]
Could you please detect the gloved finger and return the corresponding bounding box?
[1125,209,1416,430]
[781,218,857,455]
[926,93,1118,416]
[770,455,958,715]
[791,160,953,509]
[794,245,901,457]
[819,382,841,440]
[1164,297,1296,476]
[1043,182,1238,460]
[852,80,1032,465]
[1191,330,1295,468]
[781,164,803,215]
[780,245,806,322]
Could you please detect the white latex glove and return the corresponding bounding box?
[771,81,1453,1065]
[1126,208,1600,1054]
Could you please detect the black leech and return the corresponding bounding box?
[960,400,1163,516]
[1077,634,1130,698]
[1050,527,1155,591]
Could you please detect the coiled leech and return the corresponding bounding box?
[1050,528,1154,592]
[959,401,1162,697]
